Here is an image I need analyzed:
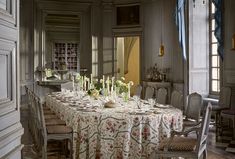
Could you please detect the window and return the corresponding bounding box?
[209,1,220,94]
[92,36,98,78]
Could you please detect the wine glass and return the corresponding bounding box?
[133,95,141,109]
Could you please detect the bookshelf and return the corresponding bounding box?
[53,42,79,71]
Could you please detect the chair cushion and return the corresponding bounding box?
[45,118,66,126]
[159,136,197,151]
[47,125,73,134]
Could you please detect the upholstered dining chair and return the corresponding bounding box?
[144,86,155,100]
[152,103,212,159]
[156,87,167,104]
[170,90,184,111]
[134,84,142,98]
[212,87,231,141]
[183,92,203,131]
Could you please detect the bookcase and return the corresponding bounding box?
[53,42,79,71]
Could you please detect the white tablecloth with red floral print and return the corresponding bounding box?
[45,92,183,159]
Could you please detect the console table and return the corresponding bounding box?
[142,81,172,103]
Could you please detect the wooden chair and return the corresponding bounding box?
[144,86,155,100]
[170,90,184,111]
[26,86,42,149]
[212,87,231,141]
[156,87,167,104]
[37,96,73,159]
[152,103,212,159]
[183,92,202,131]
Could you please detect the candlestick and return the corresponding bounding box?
[81,76,83,90]
[72,78,75,91]
[90,74,93,87]
[128,83,130,98]
[102,75,105,89]
[107,76,110,94]
[87,78,90,90]
[84,76,87,91]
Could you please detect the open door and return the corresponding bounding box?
[114,36,140,95]
[0,0,23,158]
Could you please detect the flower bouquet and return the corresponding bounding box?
[115,77,134,101]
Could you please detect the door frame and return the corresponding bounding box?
[112,27,143,82]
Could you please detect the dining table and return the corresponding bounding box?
[45,90,183,159]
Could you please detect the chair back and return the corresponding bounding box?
[37,95,48,140]
[170,90,183,110]
[61,81,73,91]
[135,85,142,98]
[186,92,202,121]
[144,86,155,100]
[219,87,231,109]
[196,103,212,153]
[156,88,167,104]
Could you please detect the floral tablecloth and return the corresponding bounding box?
[45,92,183,159]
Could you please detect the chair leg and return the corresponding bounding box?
[216,111,220,141]
[70,138,73,159]
[203,149,207,159]
[42,141,47,159]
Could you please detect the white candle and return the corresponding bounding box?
[128,83,130,98]
[102,75,105,89]
[107,76,110,94]
[90,74,93,86]
[81,76,83,90]
[72,78,74,91]
[111,77,115,93]
[84,76,87,91]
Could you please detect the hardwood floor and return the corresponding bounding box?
[20,105,235,159]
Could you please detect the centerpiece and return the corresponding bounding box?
[115,77,134,102]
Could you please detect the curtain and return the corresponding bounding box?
[175,0,187,60]
[213,0,223,60]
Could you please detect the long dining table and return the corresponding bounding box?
[45,91,183,159]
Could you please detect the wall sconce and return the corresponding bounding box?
[158,44,164,57]
[232,34,235,50]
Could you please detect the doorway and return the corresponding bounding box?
[114,36,140,95]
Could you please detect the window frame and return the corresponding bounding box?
[209,0,221,95]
